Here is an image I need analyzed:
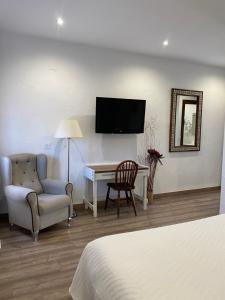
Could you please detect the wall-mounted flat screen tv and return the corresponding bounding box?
[95,97,146,134]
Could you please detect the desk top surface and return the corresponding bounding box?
[86,164,148,173]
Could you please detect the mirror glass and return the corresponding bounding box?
[175,96,198,147]
[169,89,203,152]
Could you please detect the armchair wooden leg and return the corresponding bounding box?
[130,190,137,216]
[105,186,110,209]
[32,230,39,242]
[117,191,120,218]
[72,209,77,218]
[9,223,14,231]
[67,217,72,228]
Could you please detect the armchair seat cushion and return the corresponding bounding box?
[38,194,70,215]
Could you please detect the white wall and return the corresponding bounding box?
[220,126,225,214]
[1,30,225,206]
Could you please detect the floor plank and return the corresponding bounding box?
[0,189,220,300]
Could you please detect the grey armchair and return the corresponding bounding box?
[1,153,73,241]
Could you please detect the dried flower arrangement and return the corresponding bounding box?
[138,118,163,204]
[146,149,164,203]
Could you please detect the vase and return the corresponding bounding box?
[147,191,154,204]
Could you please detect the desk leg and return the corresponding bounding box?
[143,175,148,210]
[84,179,89,209]
[93,181,98,217]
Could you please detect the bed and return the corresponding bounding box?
[69,214,225,300]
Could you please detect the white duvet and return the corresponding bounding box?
[70,214,225,300]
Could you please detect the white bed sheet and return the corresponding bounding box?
[70,214,225,300]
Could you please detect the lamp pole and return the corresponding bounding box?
[55,119,83,218]
[67,137,77,218]
[67,137,70,182]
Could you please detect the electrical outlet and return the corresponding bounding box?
[44,143,52,151]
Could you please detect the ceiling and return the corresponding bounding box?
[1,0,225,67]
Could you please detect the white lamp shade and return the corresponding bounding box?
[54,119,83,138]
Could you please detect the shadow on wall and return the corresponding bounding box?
[51,115,138,202]
[0,172,7,213]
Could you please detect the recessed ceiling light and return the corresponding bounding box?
[163,40,169,46]
[57,17,64,26]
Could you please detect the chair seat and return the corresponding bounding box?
[38,194,70,215]
[107,182,134,191]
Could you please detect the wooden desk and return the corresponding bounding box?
[83,163,149,217]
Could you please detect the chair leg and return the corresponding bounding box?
[105,186,110,209]
[125,190,130,206]
[117,191,120,218]
[130,190,137,216]
[32,230,39,242]
[9,223,14,231]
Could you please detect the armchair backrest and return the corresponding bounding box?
[10,154,43,194]
[1,153,48,195]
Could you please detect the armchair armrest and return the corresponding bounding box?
[5,185,35,202]
[5,185,40,232]
[40,179,73,196]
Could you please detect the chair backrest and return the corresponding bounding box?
[10,154,44,194]
[115,160,138,189]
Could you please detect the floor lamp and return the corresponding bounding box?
[55,119,83,216]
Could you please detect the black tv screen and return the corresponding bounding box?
[95,97,146,134]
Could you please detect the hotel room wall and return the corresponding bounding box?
[0,30,225,207]
[220,126,225,214]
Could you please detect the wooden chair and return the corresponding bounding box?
[105,160,138,217]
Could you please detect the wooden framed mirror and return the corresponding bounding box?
[169,88,203,152]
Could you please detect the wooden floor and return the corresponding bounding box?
[0,189,220,300]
